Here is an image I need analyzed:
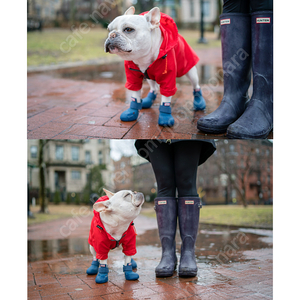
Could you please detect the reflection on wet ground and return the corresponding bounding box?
[28,223,272,265]
[30,62,223,86]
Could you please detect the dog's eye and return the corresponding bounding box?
[123,27,134,33]
[124,192,131,198]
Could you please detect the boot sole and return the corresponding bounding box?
[226,128,272,139]
[178,269,198,278]
[197,123,229,134]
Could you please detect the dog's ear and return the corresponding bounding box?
[103,188,115,199]
[144,7,160,30]
[124,6,135,15]
[93,200,112,212]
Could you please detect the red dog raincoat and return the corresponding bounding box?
[124,12,199,97]
[88,196,137,260]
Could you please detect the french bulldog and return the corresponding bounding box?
[104,6,206,127]
[86,188,144,283]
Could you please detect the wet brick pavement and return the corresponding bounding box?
[28,211,273,299]
[27,48,273,140]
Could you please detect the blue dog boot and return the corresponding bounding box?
[158,103,174,127]
[142,91,157,108]
[120,98,143,122]
[86,260,99,275]
[123,263,139,281]
[95,264,109,284]
[193,89,206,111]
[131,258,137,269]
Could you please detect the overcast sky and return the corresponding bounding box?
[110,139,137,161]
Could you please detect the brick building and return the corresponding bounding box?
[27,139,114,201]
[198,139,273,205]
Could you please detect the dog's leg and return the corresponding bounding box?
[186,66,206,111]
[86,245,100,275]
[158,95,174,126]
[147,79,159,94]
[120,89,142,121]
[124,255,132,265]
[90,245,97,261]
[141,80,159,109]
[99,259,108,265]
[186,66,200,90]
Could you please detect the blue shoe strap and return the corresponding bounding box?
[148,91,157,99]
[130,99,143,110]
[123,264,133,272]
[91,260,99,266]
[193,89,203,97]
[98,266,109,274]
[159,104,172,114]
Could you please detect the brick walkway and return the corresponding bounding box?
[28,213,273,299]
[27,48,273,140]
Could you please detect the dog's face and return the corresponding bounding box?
[93,188,144,221]
[104,6,161,61]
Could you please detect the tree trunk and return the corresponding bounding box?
[38,140,48,213]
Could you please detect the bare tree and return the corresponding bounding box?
[215,140,256,208]
[38,140,49,213]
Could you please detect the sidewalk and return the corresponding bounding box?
[27,48,273,140]
[28,212,273,299]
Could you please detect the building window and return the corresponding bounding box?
[190,0,194,18]
[56,145,64,161]
[85,151,91,164]
[98,151,103,165]
[30,146,38,158]
[203,1,210,17]
[72,146,79,161]
[71,170,81,180]
[98,139,102,144]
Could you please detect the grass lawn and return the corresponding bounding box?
[27,28,220,66]
[141,205,273,229]
[28,204,92,226]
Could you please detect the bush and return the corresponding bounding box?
[54,190,61,205]
[66,193,72,205]
[74,193,80,205]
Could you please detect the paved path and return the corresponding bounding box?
[27,48,273,140]
[28,212,273,299]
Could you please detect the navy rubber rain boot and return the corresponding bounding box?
[154,197,178,277]
[227,11,273,139]
[197,13,251,133]
[86,260,99,275]
[95,264,109,284]
[193,89,206,111]
[123,263,139,280]
[141,91,157,108]
[120,98,143,122]
[178,197,201,277]
[158,103,174,127]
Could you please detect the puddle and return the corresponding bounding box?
[28,223,272,264]
[29,62,223,85]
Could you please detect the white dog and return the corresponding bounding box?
[86,188,144,283]
[104,6,206,127]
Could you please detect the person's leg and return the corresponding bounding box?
[250,0,273,12]
[223,0,250,13]
[147,141,178,277]
[147,141,176,197]
[197,1,252,133]
[173,141,203,277]
[227,1,273,138]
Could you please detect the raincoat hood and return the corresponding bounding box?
[140,11,179,59]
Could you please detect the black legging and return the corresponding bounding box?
[147,141,202,198]
[223,0,273,13]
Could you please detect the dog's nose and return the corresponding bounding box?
[110,32,117,39]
